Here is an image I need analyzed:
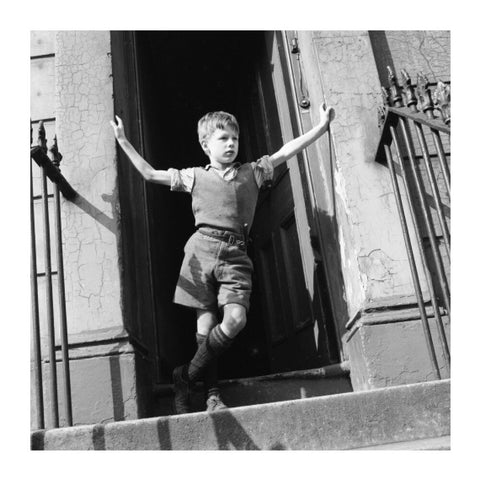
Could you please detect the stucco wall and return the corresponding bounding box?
[55,31,123,336]
[296,31,419,326]
[31,31,143,428]
[292,30,450,389]
[345,311,450,390]
[31,345,138,427]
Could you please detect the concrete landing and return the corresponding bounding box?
[31,379,450,450]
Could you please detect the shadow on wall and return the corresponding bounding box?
[68,191,119,235]
[310,125,350,348]
[368,31,396,88]
[312,206,349,362]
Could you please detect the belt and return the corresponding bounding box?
[198,227,246,247]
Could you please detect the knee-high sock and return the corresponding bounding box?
[196,333,220,398]
[187,325,233,383]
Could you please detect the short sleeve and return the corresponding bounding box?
[251,155,274,188]
[168,167,195,193]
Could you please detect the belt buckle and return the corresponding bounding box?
[227,235,236,246]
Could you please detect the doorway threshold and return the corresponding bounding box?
[151,362,352,417]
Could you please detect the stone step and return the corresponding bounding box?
[352,435,450,450]
[152,363,353,416]
[31,379,450,450]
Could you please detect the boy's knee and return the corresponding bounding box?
[197,309,218,335]
[222,304,247,334]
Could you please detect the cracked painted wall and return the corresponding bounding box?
[295,30,451,390]
[55,31,123,337]
[297,31,419,324]
[30,31,140,428]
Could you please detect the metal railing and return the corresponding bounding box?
[31,121,77,429]
[375,68,450,380]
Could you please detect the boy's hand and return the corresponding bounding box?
[110,115,126,142]
[319,102,335,127]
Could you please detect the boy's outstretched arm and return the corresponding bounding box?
[110,115,171,185]
[269,103,335,168]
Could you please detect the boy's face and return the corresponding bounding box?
[202,127,239,168]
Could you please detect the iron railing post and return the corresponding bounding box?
[38,122,59,428]
[50,137,73,427]
[377,67,451,378]
[397,117,451,314]
[31,121,77,430]
[413,122,451,259]
[30,159,45,430]
[390,125,450,371]
[384,142,441,379]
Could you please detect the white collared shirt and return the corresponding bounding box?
[169,155,273,193]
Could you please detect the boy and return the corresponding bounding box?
[110,103,334,414]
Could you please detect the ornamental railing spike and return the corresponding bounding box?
[387,66,403,107]
[416,72,434,119]
[381,86,390,106]
[377,105,387,129]
[49,135,63,170]
[401,69,418,112]
[433,81,451,125]
[38,121,47,153]
[378,87,390,128]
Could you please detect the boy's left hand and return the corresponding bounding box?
[320,102,335,126]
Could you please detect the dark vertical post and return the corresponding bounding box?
[50,136,73,427]
[384,143,440,379]
[30,155,45,430]
[38,122,59,428]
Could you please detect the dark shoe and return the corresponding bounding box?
[206,394,228,412]
[173,365,191,414]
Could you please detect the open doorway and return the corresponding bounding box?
[128,31,338,382]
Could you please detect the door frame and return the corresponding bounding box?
[111,30,342,385]
[268,31,342,362]
[111,31,162,384]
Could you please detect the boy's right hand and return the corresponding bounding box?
[110,115,126,142]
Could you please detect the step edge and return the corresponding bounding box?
[32,378,450,435]
[153,362,351,397]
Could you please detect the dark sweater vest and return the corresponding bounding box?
[192,164,259,234]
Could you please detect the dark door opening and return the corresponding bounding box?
[132,31,338,382]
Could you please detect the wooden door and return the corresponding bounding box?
[246,33,332,373]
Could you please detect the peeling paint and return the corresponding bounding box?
[358,249,395,283]
[55,31,122,336]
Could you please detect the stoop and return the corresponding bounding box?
[31,379,450,450]
[152,363,353,416]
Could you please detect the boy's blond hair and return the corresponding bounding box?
[197,111,240,145]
